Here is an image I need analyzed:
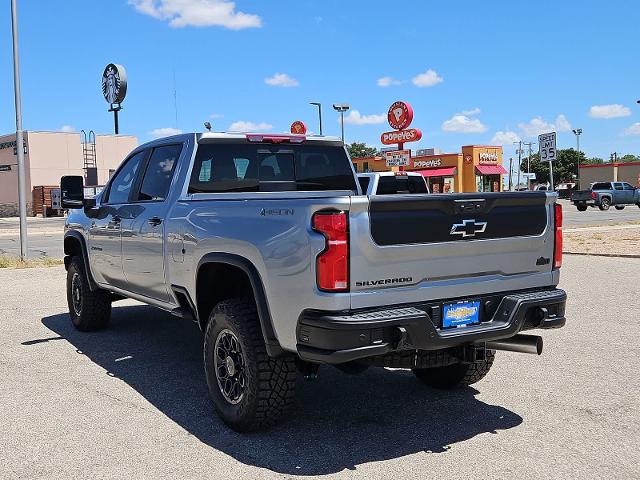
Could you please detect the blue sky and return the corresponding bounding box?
[1,0,639,161]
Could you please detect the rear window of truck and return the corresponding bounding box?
[189,143,357,193]
[376,175,428,195]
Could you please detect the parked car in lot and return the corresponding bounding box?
[357,171,429,195]
[60,132,567,431]
[571,181,640,211]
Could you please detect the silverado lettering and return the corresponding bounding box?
[355,277,413,287]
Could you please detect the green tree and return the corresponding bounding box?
[519,148,586,184]
[618,154,640,163]
[346,142,378,159]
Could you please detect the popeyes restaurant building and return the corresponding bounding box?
[352,145,507,193]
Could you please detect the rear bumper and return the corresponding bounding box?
[296,288,566,364]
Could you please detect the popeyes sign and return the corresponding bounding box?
[290,121,307,135]
[381,128,422,145]
[381,100,422,146]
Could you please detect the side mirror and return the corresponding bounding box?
[60,176,85,209]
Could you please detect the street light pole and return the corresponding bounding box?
[11,0,28,260]
[572,128,582,188]
[310,102,323,136]
[332,104,350,143]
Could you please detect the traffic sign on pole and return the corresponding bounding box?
[538,132,557,190]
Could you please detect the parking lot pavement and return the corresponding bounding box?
[1,255,639,479]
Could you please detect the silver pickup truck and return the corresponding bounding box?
[61,132,567,431]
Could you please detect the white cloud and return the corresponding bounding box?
[228,121,273,132]
[491,130,521,145]
[377,76,402,87]
[148,127,182,138]
[128,0,262,29]
[623,122,640,136]
[59,125,75,133]
[589,104,631,119]
[555,114,571,132]
[518,114,571,137]
[411,69,443,87]
[264,73,299,87]
[442,114,487,133]
[460,107,481,116]
[342,110,386,125]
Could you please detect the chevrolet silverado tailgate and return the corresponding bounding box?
[348,192,559,309]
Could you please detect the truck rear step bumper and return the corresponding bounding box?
[296,288,566,364]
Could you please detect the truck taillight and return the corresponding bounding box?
[591,191,596,200]
[312,211,349,292]
[553,203,563,269]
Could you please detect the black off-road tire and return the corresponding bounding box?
[576,204,588,212]
[614,205,625,210]
[599,198,611,211]
[412,350,496,389]
[203,298,297,432]
[66,256,112,331]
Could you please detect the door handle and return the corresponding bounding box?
[148,216,163,226]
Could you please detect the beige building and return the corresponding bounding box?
[579,162,640,188]
[0,131,137,216]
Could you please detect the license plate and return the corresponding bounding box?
[443,301,481,328]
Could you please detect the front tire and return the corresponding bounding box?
[203,298,297,431]
[66,256,112,331]
[599,198,611,211]
[412,350,495,389]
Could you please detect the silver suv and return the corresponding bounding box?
[61,132,567,431]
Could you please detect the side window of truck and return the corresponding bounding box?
[623,183,635,190]
[104,150,146,204]
[614,183,624,191]
[137,144,182,201]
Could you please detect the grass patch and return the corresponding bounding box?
[0,256,64,269]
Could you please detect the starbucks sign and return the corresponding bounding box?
[101,64,128,105]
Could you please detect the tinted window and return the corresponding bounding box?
[614,183,624,191]
[106,151,145,204]
[138,145,181,201]
[358,176,370,193]
[376,176,428,195]
[189,143,357,193]
[592,182,611,190]
[623,183,635,190]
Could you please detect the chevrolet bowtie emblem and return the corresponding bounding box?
[450,219,487,238]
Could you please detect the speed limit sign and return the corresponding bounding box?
[538,132,557,162]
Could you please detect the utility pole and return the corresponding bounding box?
[514,141,523,190]
[522,142,536,190]
[11,0,28,260]
[508,157,513,191]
